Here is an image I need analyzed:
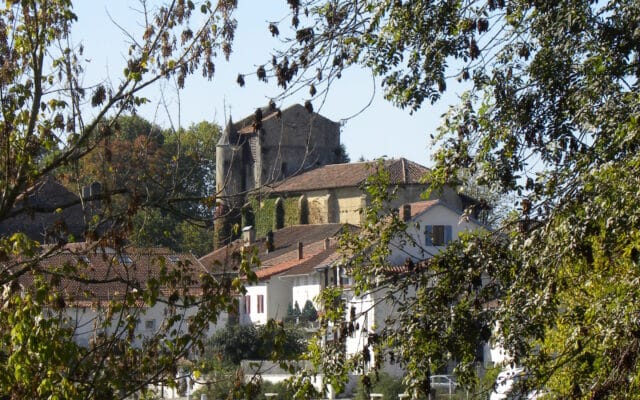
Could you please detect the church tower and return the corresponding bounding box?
[214,104,342,247]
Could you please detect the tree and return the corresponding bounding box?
[77,116,220,255]
[195,322,307,399]
[202,322,306,367]
[0,1,243,398]
[260,1,640,398]
[301,299,318,323]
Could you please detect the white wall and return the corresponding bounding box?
[290,274,322,310]
[66,299,228,348]
[242,277,293,325]
[390,203,485,265]
[267,277,293,322]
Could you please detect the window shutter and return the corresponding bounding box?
[425,225,433,246]
[445,225,453,244]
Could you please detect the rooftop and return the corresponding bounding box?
[199,223,355,277]
[268,158,430,193]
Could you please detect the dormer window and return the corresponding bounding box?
[78,255,90,265]
[167,255,180,264]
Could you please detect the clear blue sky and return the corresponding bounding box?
[72,1,466,167]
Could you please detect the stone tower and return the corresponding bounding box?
[215,104,341,245]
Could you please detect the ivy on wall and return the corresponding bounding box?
[284,197,301,226]
[299,195,309,225]
[243,195,310,238]
[248,196,277,238]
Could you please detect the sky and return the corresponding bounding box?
[72,1,467,167]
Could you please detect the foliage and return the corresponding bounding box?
[257,381,290,400]
[353,372,406,400]
[285,301,302,324]
[202,322,307,368]
[249,197,278,238]
[283,196,302,227]
[301,299,318,323]
[73,116,219,255]
[259,0,640,398]
[0,0,239,398]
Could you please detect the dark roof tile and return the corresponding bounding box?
[269,158,429,193]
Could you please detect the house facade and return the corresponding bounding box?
[343,199,490,376]
[200,224,353,326]
[34,244,228,348]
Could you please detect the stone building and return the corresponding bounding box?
[214,104,342,244]
[240,158,484,239]
[213,104,483,246]
[216,104,342,209]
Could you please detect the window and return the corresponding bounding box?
[167,255,180,264]
[244,295,251,314]
[257,294,265,314]
[117,254,133,265]
[425,225,452,246]
[144,319,156,330]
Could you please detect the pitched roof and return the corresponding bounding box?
[255,239,342,280]
[407,200,441,218]
[278,243,343,278]
[199,223,355,278]
[234,103,336,135]
[17,243,205,305]
[269,158,430,193]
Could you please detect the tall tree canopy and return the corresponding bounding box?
[69,115,220,255]
[0,1,244,398]
[256,0,640,398]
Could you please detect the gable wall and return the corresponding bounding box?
[390,203,485,264]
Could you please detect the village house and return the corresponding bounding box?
[342,199,491,378]
[199,223,356,326]
[28,243,228,348]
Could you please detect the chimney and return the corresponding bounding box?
[401,203,412,221]
[324,238,330,250]
[401,158,408,184]
[266,230,274,253]
[297,242,303,260]
[242,226,255,246]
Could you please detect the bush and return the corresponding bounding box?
[301,300,318,323]
[353,373,406,400]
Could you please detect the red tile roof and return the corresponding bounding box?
[268,158,430,193]
[199,223,351,274]
[15,243,206,305]
[407,200,440,217]
[199,224,358,281]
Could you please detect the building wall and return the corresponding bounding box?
[390,203,486,265]
[256,106,341,188]
[66,301,228,348]
[266,277,293,322]
[291,275,322,310]
[242,278,293,325]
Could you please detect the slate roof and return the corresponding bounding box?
[199,223,354,278]
[15,243,205,305]
[269,158,430,193]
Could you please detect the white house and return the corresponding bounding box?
[199,223,355,326]
[34,243,228,348]
[343,199,490,376]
